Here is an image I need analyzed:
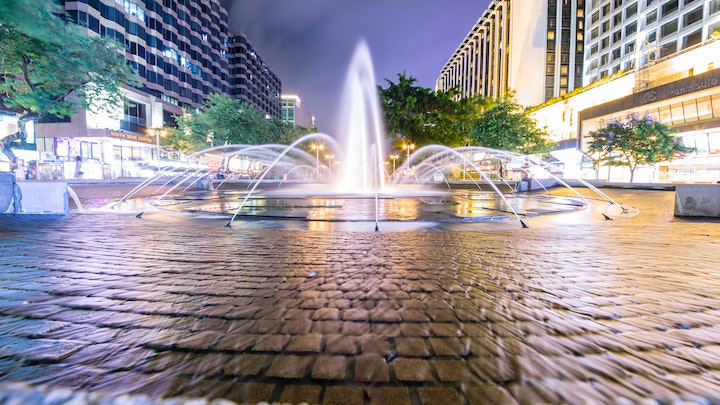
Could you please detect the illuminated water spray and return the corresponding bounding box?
[335,40,386,192]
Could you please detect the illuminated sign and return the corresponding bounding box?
[109,130,153,144]
[667,76,720,98]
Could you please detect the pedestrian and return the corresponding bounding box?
[74,156,83,179]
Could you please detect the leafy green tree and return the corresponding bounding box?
[588,113,690,182]
[0,0,138,164]
[471,95,554,154]
[379,73,489,153]
[165,113,213,157]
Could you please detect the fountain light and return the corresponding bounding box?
[389,154,399,177]
[148,127,167,176]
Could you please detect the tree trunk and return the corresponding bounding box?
[1,112,39,168]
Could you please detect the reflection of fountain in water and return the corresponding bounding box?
[108,40,638,229]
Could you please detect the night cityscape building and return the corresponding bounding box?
[441,0,720,183]
[227,32,282,119]
[436,0,586,107]
[281,95,315,129]
[12,0,281,180]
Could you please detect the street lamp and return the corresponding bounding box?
[149,128,167,176]
[311,143,324,180]
[403,143,415,160]
[325,153,334,176]
[389,154,399,176]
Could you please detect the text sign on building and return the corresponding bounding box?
[109,130,154,144]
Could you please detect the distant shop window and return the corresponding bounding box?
[709,132,720,153]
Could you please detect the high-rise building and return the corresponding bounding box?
[584,0,720,86]
[436,0,586,106]
[281,95,315,129]
[228,33,282,119]
[29,0,282,180]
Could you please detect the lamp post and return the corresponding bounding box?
[311,143,324,180]
[149,128,167,176]
[403,143,415,160]
[389,154,399,177]
[325,154,334,177]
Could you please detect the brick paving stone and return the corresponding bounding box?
[464,386,518,404]
[323,386,364,405]
[359,336,392,356]
[311,355,347,380]
[279,385,322,404]
[394,337,430,357]
[287,333,323,353]
[252,334,290,352]
[432,359,476,382]
[392,358,433,382]
[212,333,258,351]
[325,334,357,354]
[416,387,462,405]
[224,382,276,404]
[400,323,431,337]
[354,357,390,382]
[265,355,312,379]
[429,337,468,356]
[223,354,269,376]
[366,387,410,405]
[281,319,313,334]
[313,308,341,321]
[342,321,370,336]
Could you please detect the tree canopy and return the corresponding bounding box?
[165,93,311,156]
[587,113,689,182]
[471,95,555,154]
[0,0,138,119]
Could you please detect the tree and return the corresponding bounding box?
[0,0,138,166]
[587,113,690,182]
[378,72,487,152]
[471,95,554,154]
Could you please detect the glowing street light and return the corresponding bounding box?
[311,143,324,180]
[325,153,334,176]
[403,143,415,160]
[389,153,399,175]
[149,128,167,176]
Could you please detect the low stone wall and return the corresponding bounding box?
[674,184,720,217]
[0,172,68,214]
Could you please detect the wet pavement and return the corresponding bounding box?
[1,187,720,404]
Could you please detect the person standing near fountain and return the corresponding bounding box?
[74,156,83,179]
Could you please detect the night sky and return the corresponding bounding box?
[220,0,492,135]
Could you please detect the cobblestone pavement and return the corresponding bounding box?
[1,188,720,404]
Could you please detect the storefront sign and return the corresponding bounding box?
[109,130,154,144]
[667,76,720,98]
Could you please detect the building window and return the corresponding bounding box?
[646,10,657,25]
[625,21,637,35]
[602,3,611,16]
[660,41,677,57]
[660,20,678,37]
[612,47,621,59]
[711,0,720,15]
[682,7,703,27]
[600,53,610,65]
[661,0,679,17]
[591,27,599,39]
[601,37,610,49]
[625,42,636,53]
[613,12,623,25]
[602,20,610,33]
[592,10,601,23]
[682,29,702,48]
[590,43,599,55]
[626,2,638,17]
[613,30,622,42]
[614,0,624,7]
[647,31,657,42]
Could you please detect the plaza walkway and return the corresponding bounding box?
[0,188,719,404]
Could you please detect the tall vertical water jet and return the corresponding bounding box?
[335,40,386,192]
